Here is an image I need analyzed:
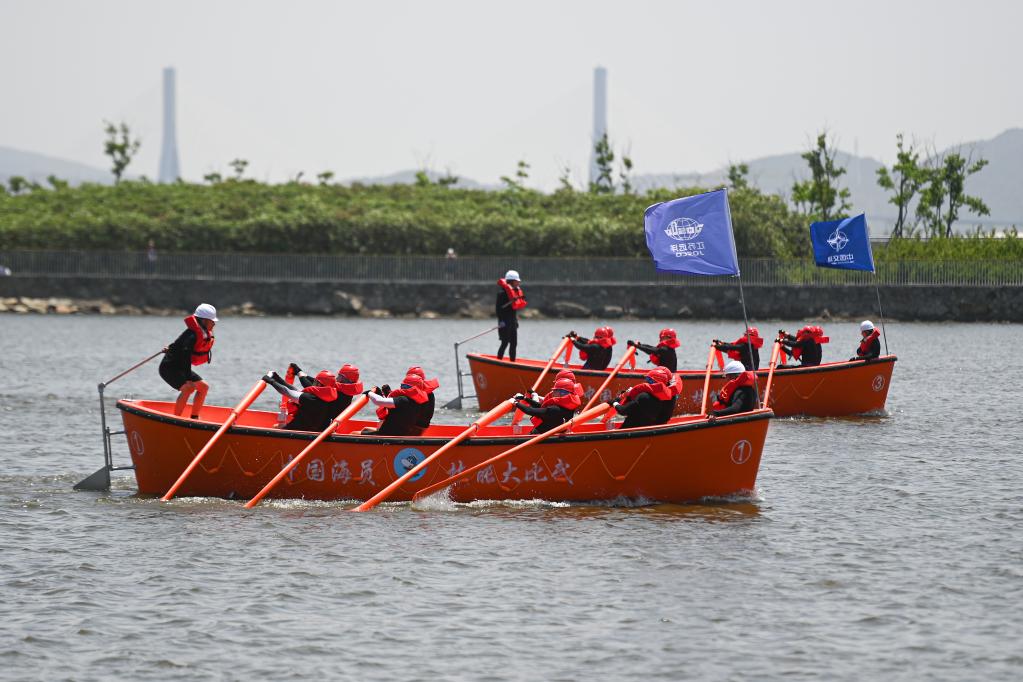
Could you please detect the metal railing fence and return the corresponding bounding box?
[0,250,1020,287]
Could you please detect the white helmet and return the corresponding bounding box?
[195,303,218,322]
[860,320,874,333]
[504,269,521,282]
[723,360,746,375]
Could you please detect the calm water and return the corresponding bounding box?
[1,315,1021,681]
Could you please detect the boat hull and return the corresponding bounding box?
[118,400,772,504]
[467,354,896,418]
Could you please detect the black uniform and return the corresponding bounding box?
[712,385,758,417]
[375,396,423,436]
[615,392,674,429]
[412,392,436,435]
[854,335,881,360]
[496,288,519,361]
[715,341,760,371]
[634,342,678,372]
[780,335,822,367]
[265,375,341,432]
[514,398,575,434]
[159,328,202,390]
[572,337,612,370]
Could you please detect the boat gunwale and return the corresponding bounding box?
[116,400,773,447]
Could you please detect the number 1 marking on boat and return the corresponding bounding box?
[130,431,145,457]
[730,440,752,465]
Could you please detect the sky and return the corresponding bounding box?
[1,0,1021,189]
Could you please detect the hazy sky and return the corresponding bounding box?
[2,0,1020,189]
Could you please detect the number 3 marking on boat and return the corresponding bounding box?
[872,375,885,392]
[476,372,488,390]
[730,440,751,465]
[130,431,144,457]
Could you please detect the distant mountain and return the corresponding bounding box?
[0,146,112,186]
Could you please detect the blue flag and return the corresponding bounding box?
[809,214,875,272]
[643,188,740,276]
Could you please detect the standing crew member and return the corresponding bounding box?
[569,326,616,370]
[852,320,881,361]
[496,270,527,361]
[363,373,430,436]
[159,303,217,418]
[710,361,758,417]
[286,361,364,420]
[512,377,581,434]
[610,367,678,429]
[714,327,764,371]
[406,365,440,435]
[628,328,681,372]
[778,326,829,367]
[263,369,341,432]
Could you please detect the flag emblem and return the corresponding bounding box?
[664,217,704,241]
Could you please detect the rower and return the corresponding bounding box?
[609,366,678,429]
[627,328,681,372]
[554,368,585,397]
[713,326,763,370]
[851,320,881,361]
[159,303,217,418]
[569,326,616,370]
[263,369,341,432]
[512,377,581,434]
[778,325,829,367]
[363,373,430,436]
[405,365,440,435]
[496,270,526,361]
[710,361,758,417]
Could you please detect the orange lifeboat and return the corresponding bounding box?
[467,353,896,418]
[117,400,772,504]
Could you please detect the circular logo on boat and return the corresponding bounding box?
[730,440,752,465]
[476,372,488,390]
[130,430,144,457]
[393,448,426,482]
[872,375,885,392]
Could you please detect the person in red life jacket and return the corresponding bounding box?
[554,368,585,397]
[512,377,581,434]
[262,368,341,432]
[609,366,677,429]
[362,373,430,436]
[568,326,616,370]
[405,365,440,435]
[285,361,364,421]
[851,320,881,361]
[713,326,763,370]
[627,328,681,372]
[778,325,829,367]
[496,270,526,361]
[710,361,759,417]
[159,303,217,418]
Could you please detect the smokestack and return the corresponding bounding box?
[589,66,607,186]
[158,67,181,183]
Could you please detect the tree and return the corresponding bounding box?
[317,170,335,186]
[557,165,575,193]
[589,134,615,194]
[436,170,459,187]
[918,150,989,238]
[876,134,925,238]
[618,153,634,195]
[500,160,530,191]
[727,163,750,190]
[203,172,222,184]
[229,158,249,180]
[7,176,29,195]
[46,175,69,191]
[791,132,852,221]
[103,121,141,183]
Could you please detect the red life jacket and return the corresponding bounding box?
[286,372,338,423]
[622,380,673,403]
[336,364,364,396]
[725,328,764,362]
[579,330,616,361]
[498,278,527,310]
[712,371,756,410]
[649,339,680,366]
[375,377,429,420]
[791,326,830,360]
[858,329,881,355]
[406,365,440,393]
[554,370,584,396]
[183,315,215,366]
[528,390,582,428]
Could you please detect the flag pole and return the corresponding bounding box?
[873,276,889,355]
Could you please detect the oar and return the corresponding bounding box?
[700,345,716,416]
[411,402,611,503]
[352,399,517,512]
[762,340,782,408]
[581,344,637,411]
[245,394,369,509]
[102,349,165,388]
[511,336,573,428]
[161,380,267,501]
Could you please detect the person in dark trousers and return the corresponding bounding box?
[496,270,526,361]
[713,326,763,371]
[263,369,342,432]
[285,362,364,421]
[405,365,440,435]
[628,328,681,372]
[569,326,616,370]
[159,303,217,418]
[778,326,829,367]
[710,361,758,417]
[512,377,581,434]
[852,320,881,361]
[610,366,678,429]
[363,373,430,436]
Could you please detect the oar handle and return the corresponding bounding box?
[161,379,267,501]
[245,393,369,509]
[762,341,782,408]
[700,345,716,416]
[582,345,636,411]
